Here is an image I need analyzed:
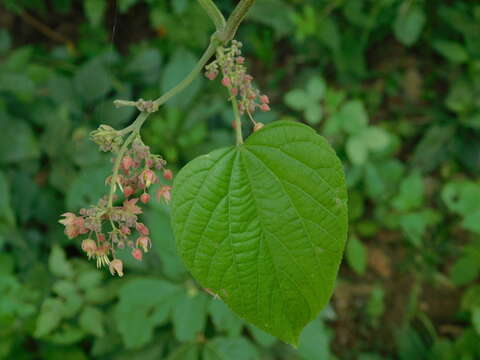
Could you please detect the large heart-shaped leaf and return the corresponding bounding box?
[171,121,348,345]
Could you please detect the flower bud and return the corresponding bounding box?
[136,222,150,236]
[81,239,97,258]
[163,169,173,180]
[120,225,131,235]
[132,248,143,261]
[141,169,156,188]
[222,77,231,87]
[254,122,265,132]
[136,236,151,253]
[236,56,245,64]
[231,87,238,96]
[206,71,218,80]
[260,103,271,112]
[122,156,134,173]
[259,95,270,104]
[124,186,134,197]
[109,259,124,277]
[140,193,150,204]
[156,185,172,204]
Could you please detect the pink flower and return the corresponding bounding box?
[122,156,134,173]
[206,71,218,80]
[123,198,143,215]
[136,222,150,236]
[132,248,143,261]
[140,193,150,204]
[163,169,173,181]
[259,95,270,104]
[109,259,124,277]
[141,169,157,188]
[260,103,271,112]
[236,56,245,64]
[59,213,88,239]
[136,236,151,252]
[221,77,231,87]
[156,185,172,204]
[81,239,97,259]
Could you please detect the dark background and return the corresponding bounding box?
[1,0,480,359]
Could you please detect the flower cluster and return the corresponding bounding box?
[59,130,173,277]
[205,40,271,120]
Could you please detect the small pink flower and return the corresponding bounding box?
[109,259,124,277]
[231,87,238,96]
[123,198,143,215]
[124,186,134,198]
[136,222,150,236]
[132,248,143,261]
[141,169,157,187]
[122,156,134,173]
[136,236,151,252]
[221,77,231,87]
[81,239,97,258]
[120,225,131,235]
[59,213,88,239]
[260,103,271,112]
[163,169,173,180]
[206,71,218,80]
[140,193,150,204]
[236,56,245,64]
[156,185,172,204]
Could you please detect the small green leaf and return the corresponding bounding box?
[305,104,323,125]
[74,59,112,103]
[49,246,74,279]
[115,279,182,349]
[346,136,368,165]
[173,292,209,341]
[203,337,259,360]
[306,77,326,101]
[79,306,105,337]
[394,5,426,46]
[346,236,367,275]
[171,121,348,345]
[472,307,480,335]
[284,89,310,111]
[35,298,64,337]
[208,300,244,337]
[119,0,139,13]
[297,319,332,360]
[433,40,469,63]
[338,100,369,135]
[450,256,479,286]
[392,171,425,212]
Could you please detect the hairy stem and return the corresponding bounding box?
[220,0,256,42]
[107,112,149,208]
[231,94,243,145]
[153,39,219,108]
[197,0,226,30]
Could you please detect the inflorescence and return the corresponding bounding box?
[59,125,173,277]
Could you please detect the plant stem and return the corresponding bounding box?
[197,0,226,30]
[107,112,149,208]
[220,0,256,42]
[231,94,243,145]
[152,39,219,108]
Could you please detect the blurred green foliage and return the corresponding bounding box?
[1,0,480,359]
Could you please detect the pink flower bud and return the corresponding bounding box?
[145,159,153,168]
[163,169,173,180]
[136,236,151,253]
[120,225,131,235]
[140,193,150,204]
[236,56,245,64]
[260,95,270,104]
[260,103,271,112]
[136,222,150,236]
[206,71,218,81]
[254,122,265,132]
[156,185,172,204]
[231,87,238,96]
[141,169,157,188]
[132,248,143,261]
[124,186,134,198]
[122,156,134,173]
[244,75,253,82]
[109,259,124,277]
[222,77,231,87]
[97,233,105,242]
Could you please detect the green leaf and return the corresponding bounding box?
[392,171,425,212]
[472,307,480,335]
[284,89,310,111]
[305,104,323,125]
[35,298,64,337]
[450,256,479,286]
[74,59,112,103]
[433,40,469,63]
[393,5,426,46]
[208,299,244,337]
[115,279,182,349]
[79,306,105,337]
[338,100,369,135]
[297,319,331,360]
[49,245,74,279]
[167,343,200,360]
[203,337,259,360]
[0,118,39,164]
[306,77,326,101]
[346,135,368,165]
[247,323,276,347]
[171,121,348,345]
[172,292,209,341]
[346,236,367,275]
[84,0,107,27]
[119,0,140,13]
